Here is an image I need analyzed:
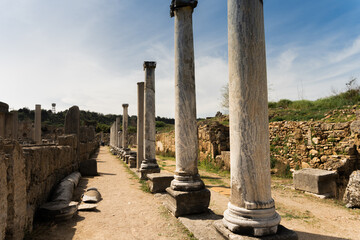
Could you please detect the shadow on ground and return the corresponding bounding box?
[296,231,350,240]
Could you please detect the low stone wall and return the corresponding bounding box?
[0,134,99,240]
[0,140,27,240]
[156,118,360,199]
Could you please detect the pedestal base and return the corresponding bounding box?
[129,156,137,168]
[147,173,174,193]
[214,220,298,240]
[165,187,210,217]
[139,167,160,180]
[79,159,98,176]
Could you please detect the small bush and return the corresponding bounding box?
[277,99,293,108]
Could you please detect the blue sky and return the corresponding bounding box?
[0,0,359,117]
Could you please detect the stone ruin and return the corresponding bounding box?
[0,102,99,240]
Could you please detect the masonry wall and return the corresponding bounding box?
[156,119,360,199]
[0,132,99,240]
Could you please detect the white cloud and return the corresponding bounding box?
[267,35,360,101]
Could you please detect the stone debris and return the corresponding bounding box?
[38,172,81,220]
[38,201,78,221]
[294,168,338,197]
[78,203,98,211]
[343,170,360,208]
[82,188,102,203]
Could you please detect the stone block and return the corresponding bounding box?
[343,170,360,208]
[294,168,337,196]
[213,220,298,240]
[147,173,174,193]
[165,187,210,217]
[129,156,136,168]
[80,159,98,176]
[140,168,160,180]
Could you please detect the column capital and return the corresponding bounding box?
[170,0,197,17]
[143,61,156,70]
[137,81,144,86]
[122,104,129,108]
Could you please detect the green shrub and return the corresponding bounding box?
[277,99,293,108]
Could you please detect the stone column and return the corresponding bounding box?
[122,104,129,150]
[165,0,210,217]
[140,62,160,177]
[65,106,80,164]
[219,0,281,237]
[34,104,41,144]
[0,102,8,137]
[137,82,145,169]
[12,111,18,140]
[116,117,121,148]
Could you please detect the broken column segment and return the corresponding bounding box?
[34,104,41,144]
[137,82,145,169]
[165,0,210,217]
[140,62,160,179]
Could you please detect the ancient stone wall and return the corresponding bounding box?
[0,140,27,240]
[0,132,99,239]
[156,119,360,199]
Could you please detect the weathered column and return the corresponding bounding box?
[0,102,9,137]
[64,106,80,163]
[140,62,160,177]
[165,0,210,217]
[34,104,41,144]
[137,82,145,169]
[11,111,18,140]
[216,0,282,237]
[122,104,129,150]
[116,117,121,148]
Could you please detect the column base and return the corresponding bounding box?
[165,187,210,217]
[213,220,298,240]
[129,156,137,168]
[222,203,281,237]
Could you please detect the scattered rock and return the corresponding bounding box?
[78,203,98,211]
[82,188,102,203]
[343,170,360,208]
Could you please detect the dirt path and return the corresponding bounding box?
[158,157,360,240]
[28,147,194,240]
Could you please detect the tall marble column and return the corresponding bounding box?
[165,0,210,217]
[137,82,145,169]
[34,104,41,144]
[140,62,160,177]
[122,104,129,150]
[219,0,281,237]
[116,117,121,148]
